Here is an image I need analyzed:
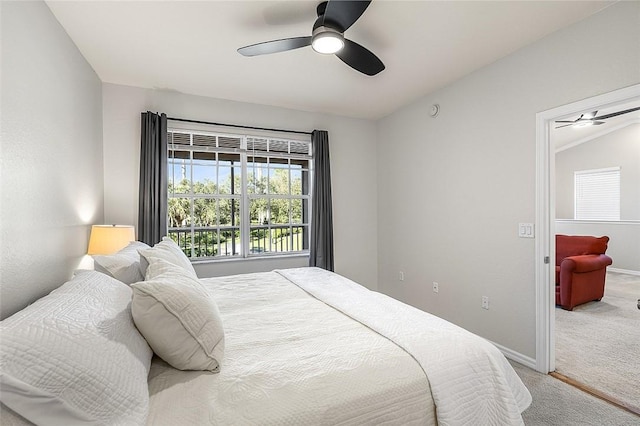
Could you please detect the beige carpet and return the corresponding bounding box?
[511,361,640,425]
[555,271,640,413]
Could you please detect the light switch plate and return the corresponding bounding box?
[518,223,534,238]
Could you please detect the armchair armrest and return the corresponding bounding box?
[561,254,613,274]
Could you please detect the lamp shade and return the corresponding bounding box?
[87,225,135,255]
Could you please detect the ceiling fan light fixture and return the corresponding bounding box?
[237,1,385,75]
[574,121,594,128]
[311,26,344,54]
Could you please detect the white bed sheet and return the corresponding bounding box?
[146,270,437,425]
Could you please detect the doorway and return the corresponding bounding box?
[535,84,640,409]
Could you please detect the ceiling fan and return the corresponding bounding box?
[237,0,385,76]
[555,106,640,129]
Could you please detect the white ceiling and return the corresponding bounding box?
[46,0,614,120]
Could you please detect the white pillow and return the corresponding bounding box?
[138,237,197,279]
[131,258,224,372]
[93,241,150,284]
[0,270,153,426]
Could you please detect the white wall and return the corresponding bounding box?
[102,84,378,289]
[376,2,640,359]
[556,123,640,220]
[0,1,103,319]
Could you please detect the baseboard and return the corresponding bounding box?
[490,340,537,370]
[609,267,640,276]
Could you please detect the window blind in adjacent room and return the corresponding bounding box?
[574,167,620,221]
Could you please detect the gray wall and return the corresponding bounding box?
[376,2,640,359]
[0,1,103,319]
[101,84,379,290]
[556,123,640,220]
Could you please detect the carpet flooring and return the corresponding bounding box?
[554,271,640,413]
[3,365,639,426]
[512,361,640,425]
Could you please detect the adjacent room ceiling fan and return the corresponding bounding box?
[554,106,640,129]
[237,0,385,76]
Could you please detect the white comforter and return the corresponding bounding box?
[147,267,530,425]
[277,267,532,426]
[147,269,437,425]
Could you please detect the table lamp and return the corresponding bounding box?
[87,225,135,255]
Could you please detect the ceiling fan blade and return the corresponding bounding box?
[555,113,585,124]
[592,121,606,125]
[323,0,371,32]
[336,39,384,76]
[555,123,576,129]
[592,106,640,120]
[238,36,311,57]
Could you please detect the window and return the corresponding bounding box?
[167,129,311,259]
[574,167,620,220]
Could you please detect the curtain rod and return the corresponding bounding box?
[167,116,312,136]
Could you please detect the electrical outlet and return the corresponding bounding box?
[399,271,405,281]
[482,296,490,310]
[433,282,439,293]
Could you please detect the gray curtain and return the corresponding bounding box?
[309,130,334,271]
[138,112,168,245]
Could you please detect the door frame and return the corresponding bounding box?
[535,83,640,373]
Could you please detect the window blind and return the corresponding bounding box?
[574,167,620,220]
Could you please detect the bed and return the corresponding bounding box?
[0,239,531,425]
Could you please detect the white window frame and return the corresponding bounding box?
[167,128,312,260]
[574,166,620,221]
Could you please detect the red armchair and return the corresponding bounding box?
[556,234,613,311]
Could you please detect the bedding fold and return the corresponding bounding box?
[276,267,532,426]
